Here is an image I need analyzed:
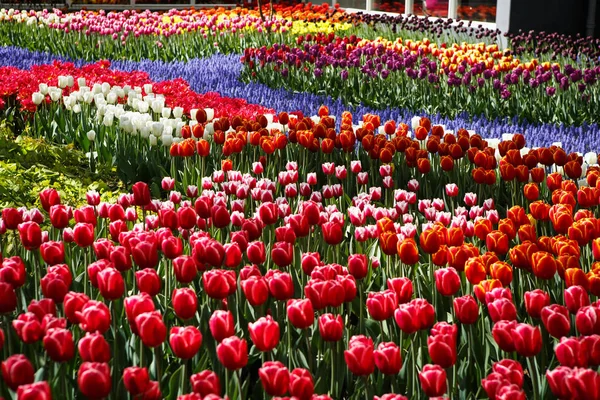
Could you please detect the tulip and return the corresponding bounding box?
[434,267,461,296]
[173,256,197,284]
[249,316,280,352]
[512,323,542,357]
[172,288,198,320]
[209,310,235,342]
[524,289,550,319]
[18,221,43,250]
[487,298,518,322]
[97,268,125,301]
[318,313,344,342]
[40,241,65,265]
[78,332,111,363]
[241,276,269,306]
[17,381,52,400]
[1,354,35,391]
[374,342,402,375]
[387,277,413,304]
[132,182,151,206]
[259,361,290,396]
[266,270,294,300]
[287,299,314,329]
[348,253,368,280]
[191,370,221,397]
[271,241,293,267]
[136,268,162,296]
[542,304,571,338]
[12,312,43,344]
[575,306,600,336]
[555,337,589,368]
[77,300,111,334]
[43,328,74,362]
[453,295,479,324]
[564,285,590,314]
[419,364,447,397]
[170,326,202,359]
[217,336,248,370]
[366,290,397,321]
[492,320,518,353]
[135,311,167,347]
[203,269,237,300]
[123,367,150,396]
[78,362,111,399]
[344,335,375,376]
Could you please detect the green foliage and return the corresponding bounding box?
[0,122,121,208]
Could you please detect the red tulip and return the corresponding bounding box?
[524,289,550,319]
[374,342,402,375]
[97,268,124,301]
[318,313,343,342]
[191,370,221,397]
[132,182,151,206]
[288,368,314,400]
[259,361,290,396]
[1,354,34,391]
[492,320,518,352]
[453,295,479,324]
[78,332,111,363]
[209,310,235,342]
[74,206,97,226]
[223,243,242,268]
[542,304,571,338]
[18,221,42,250]
[348,253,368,280]
[387,277,413,304]
[17,381,52,400]
[76,300,111,334]
[2,207,23,229]
[217,336,248,370]
[172,288,198,320]
[40,271,70,304]
[249,316,280,352]
[132,241,159,269]
[367,290,397,321]
[344,335,375,376]
[211,205,231,228]
[322,221,343,245]
[135,311,167,347]
[512,323,542,357]
[487,298,517,322]
[40,241,65,265]
[170,326,202,359]
[43,328,74,362]
[434,267,461,296]
[241,276,269,306]
[264,270,293,300]
[247,241,266,264]
[287,298,314,329]
[123,367,150,396]
[258,202,279,225]
[63,291,89,324]
[564,285,590,314]
[78,362,111,399]
[71,222,94,248]
[555,337,589,368]
[173,256,197,284]
[203,269,237,300]
[0,256,26,287]
[162,236,183,259]
[271,241,293,268]
[12,313,43,343]
[418,364,447,397]
[428,323,458,368]
[575,305,600,336]
[39,188,60,212]
[136,268,161,296]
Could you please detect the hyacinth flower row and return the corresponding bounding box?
[1,46,599,154]
[2,110,600,399]
[241,33,600,126]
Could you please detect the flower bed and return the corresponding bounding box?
[1,109,600,399]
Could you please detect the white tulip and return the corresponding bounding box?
[87,130,96,141]
[149,135,157,146]
[204,122,214,136]
[72,104,81,114]
[173,107,183,119]
[57,76,68,89]
[92,83,102,95]
[100,83,109,96]
[265,114,274,124]
[38,83,48,94]
[162,107,171,119]
[151,122,164,137]
[123,85,131,95]
[310,115,320,124]
[151,99,163,114]
[77,77,86,88]
[138,101,149,114]
[486,138,500,149]
[143,84,153,94]
[172,137,182,144]
[161,134,173,147]
[552,142,562,148]
[107,92,117,104]
[501,133,514,142]
[411,116,421,130]
[140,128,150,139]
[584,152,598,165]
[66,76,74,87]
[190,109,198,121]
[103,112,114,127]
[205,108,214,122]
[31,92,44,105]
[134,86,142,94]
